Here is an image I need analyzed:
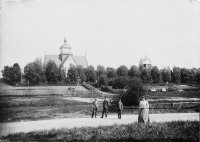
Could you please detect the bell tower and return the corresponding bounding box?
[59,36,72,61]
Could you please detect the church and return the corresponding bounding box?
[139,55,152,69]
[44,37,88,72]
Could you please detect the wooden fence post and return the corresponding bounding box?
[171,101,174,107]
[156,101,159,108]
[132,106,133,113]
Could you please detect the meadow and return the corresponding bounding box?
[0,92,199,123]
[1,121,199,141]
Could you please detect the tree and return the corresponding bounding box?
[180,68,191,84]
[172,66,181,84]
[194,69,200,85]
[84,65,96,82]
[44,60,60,83]
[189,69,197,84]
[128,65,140,78]
[106,67,117,79]
[1,66,12,83]
[116,65,128,76]
[24,58,46,85]
[77,65,86,82]
[96,65,106,76]
[162,67,171,83]
[99,74,108,86]
[140,67,151,83]
[121,78,144,106]
[151,66,160,84]
[67,66,79,83]
[1,63,21,85]
[113,76,130,89]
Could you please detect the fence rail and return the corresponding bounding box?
[123,101,200,110]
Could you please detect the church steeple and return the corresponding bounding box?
[59,36,72,62]
[64,36,67,43]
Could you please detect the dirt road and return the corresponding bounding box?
[0,113,199,137]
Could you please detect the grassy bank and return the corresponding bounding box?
[1,121,199,142]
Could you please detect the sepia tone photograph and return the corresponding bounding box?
[0,0,199,141]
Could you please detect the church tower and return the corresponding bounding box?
[59,36,72,62]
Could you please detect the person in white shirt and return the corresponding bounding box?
[138,97,150,123]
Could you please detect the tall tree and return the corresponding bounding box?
[113,76,130,89]
[44,60,60,83]
[1,66,12,83]
[172,66,181,84]
[84,65,96,82]
[128,65,140,78]
[106,67,117,79]
[162,67,171,83]
[67,66,79,83]
[24,58,46,85]
[151,66,160,84]
[194,69,200,85]
[140,67,151,83]
[77,65,86,82]
[180,68,191,84]
[116,65,128,76]
[12,63,21,84]
[96,65,106,76]
[99,74,108,86]
[1,63,21,85]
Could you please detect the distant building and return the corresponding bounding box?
[44,37,88,73]
[139,55,152,69]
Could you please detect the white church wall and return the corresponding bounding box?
[63,55,76,74]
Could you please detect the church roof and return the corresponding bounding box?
[143,58,151,64]
[72,56,88,68]
[44,54,88,68]
[44,55,62,67]
[60,43,71,49]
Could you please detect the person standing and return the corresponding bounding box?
[117,99,123,119]
[138,97,150,123]
[91,98,98,118]
[100,97,109,118]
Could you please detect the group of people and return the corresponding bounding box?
[91,97,123,119]
[91,96,150,123]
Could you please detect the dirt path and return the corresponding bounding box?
[0,113,199,137]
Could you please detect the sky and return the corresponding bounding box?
[0,0,200,77]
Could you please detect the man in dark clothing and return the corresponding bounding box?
[100,97,109,118]
[118,99,123,119]
[91,98,98,118]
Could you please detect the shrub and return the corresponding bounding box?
[121,78,144,106]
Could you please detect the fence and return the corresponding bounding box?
[0,89,90,96]
[123,101,200,111]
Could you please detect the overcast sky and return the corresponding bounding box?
[0,0,199,76]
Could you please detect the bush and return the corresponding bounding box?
[114,78,144,106]
[112,76,130,89]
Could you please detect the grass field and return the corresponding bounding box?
[1,121,199,141]
[0,95,92,123]
[0,93,199,123]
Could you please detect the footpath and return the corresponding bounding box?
[0,113,199,137]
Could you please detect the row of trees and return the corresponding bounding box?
[1,57,200,87]
[94,65,200,89]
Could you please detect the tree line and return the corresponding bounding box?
[1,57,200,87]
